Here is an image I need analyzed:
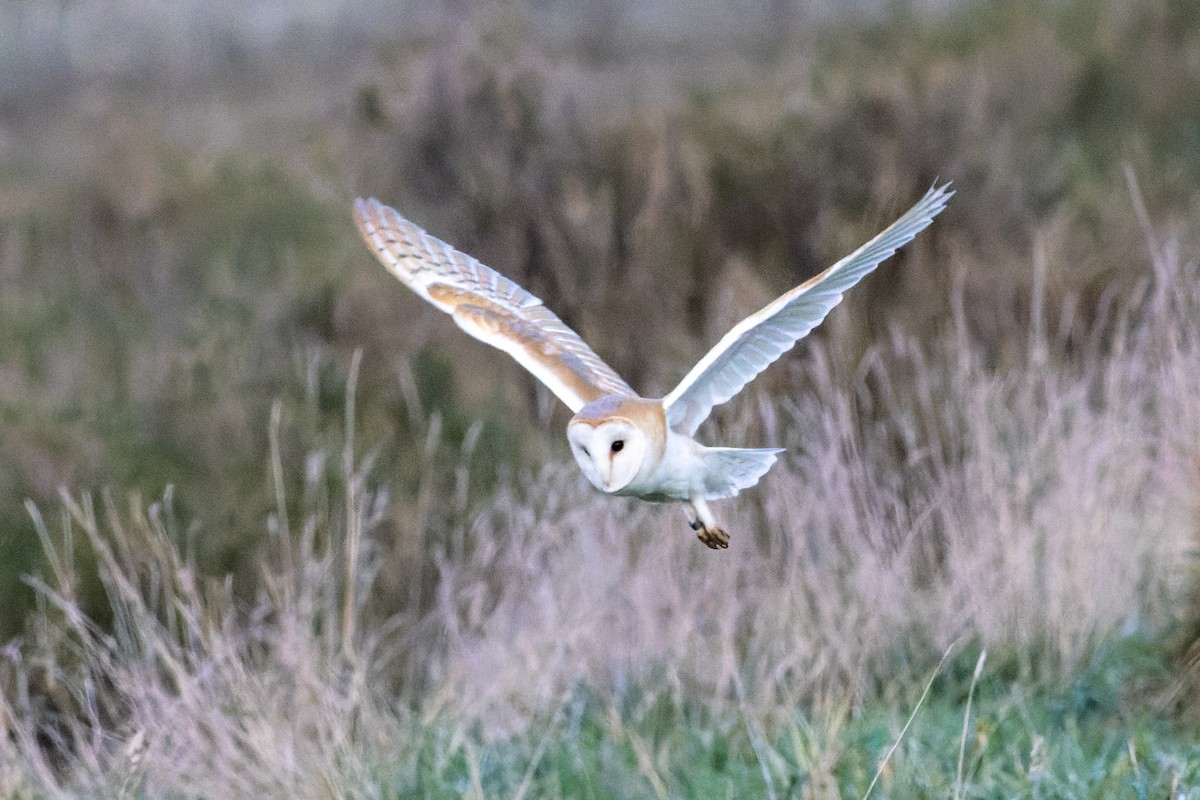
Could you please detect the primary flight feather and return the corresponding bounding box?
[354,184,952,549]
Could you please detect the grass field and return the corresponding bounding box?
[2,0,1200,796]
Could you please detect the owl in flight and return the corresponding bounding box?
[354,184,951,549]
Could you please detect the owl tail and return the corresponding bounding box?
[698,446,784,500]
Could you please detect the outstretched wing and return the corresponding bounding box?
[354,198,635,412]
[663,183,953,435]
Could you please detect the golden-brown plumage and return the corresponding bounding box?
[355,198,633,411]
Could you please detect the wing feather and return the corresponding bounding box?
[663,183,953,434]
[354,198,635,412]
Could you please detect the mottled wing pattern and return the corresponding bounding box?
[354,198,635,412]
[663,183,953,435]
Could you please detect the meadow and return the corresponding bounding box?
[1,0,1199,796]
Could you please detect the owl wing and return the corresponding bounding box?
[354,198,636,413]
[662,183,953,435]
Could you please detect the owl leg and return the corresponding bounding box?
[685,498,729,550]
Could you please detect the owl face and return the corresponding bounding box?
[567,418,648,493]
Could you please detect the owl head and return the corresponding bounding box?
[568,417,648,492]
[567,397,664,493]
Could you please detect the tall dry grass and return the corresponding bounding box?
[430,207,1199,728]
[2,401,412,798]
[2,201,1197,795]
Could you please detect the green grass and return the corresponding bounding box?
[325,646,1200,799]
[379,634,1195,799]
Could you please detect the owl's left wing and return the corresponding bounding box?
[663,183,952,435]
[354,198,635,413]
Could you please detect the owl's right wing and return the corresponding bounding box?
[662,183,953,435]
[354,198,636,413]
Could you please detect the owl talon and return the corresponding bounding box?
[695,524,729,549]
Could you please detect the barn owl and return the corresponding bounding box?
[354,184,951,549]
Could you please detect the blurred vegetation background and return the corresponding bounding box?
[2,0,1200,794]
[1,0,1199,707]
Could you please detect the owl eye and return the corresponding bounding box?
[611,440,625,453]
[581,446,590,457]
